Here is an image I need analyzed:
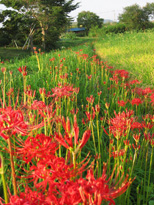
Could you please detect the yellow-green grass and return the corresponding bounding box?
[94,30,154,88]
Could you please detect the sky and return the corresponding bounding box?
[69,0,154,21]
[0,0,154,22]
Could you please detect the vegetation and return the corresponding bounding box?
[77,11,103,35]
[0,34,153,204]
[0,0,79,50]
[119,3,154,30]
[0,2,154,204]
[94,29,154,87]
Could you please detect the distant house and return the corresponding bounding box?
[67,27,86,34]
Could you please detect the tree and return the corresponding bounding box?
[0,9,36,48]
[118,4,153,30]
[77,11,103,34]
[143,3,154,20]
[0,0,79,50]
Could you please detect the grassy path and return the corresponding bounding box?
[94,30,154,88]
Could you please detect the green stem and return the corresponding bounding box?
[7,137,17,196]
[146,146,153,203]
[0,153,9,204]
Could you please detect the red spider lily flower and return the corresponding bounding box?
[129,79,141,85]
[123,139,130,146]
[55,115,91,151]
[49,57,55,62]
[0,187,50,205]
[16,134,58,163]
[142,87,152,95]
[86,95,95,104]
[31,100,56,121]
[118,100,127,107]
[109,110,134,139]
[131,98,142,106]
[112,149,126,158]
[97,91,102,96]
[131,122,143,131]
[132,144,140,150]
[50,84,79,99]
[150,93,154,105]
[39,87,46,95]
[95,104,100,113]
[58,164,134,205]
[85,107,96,122]
[133,134,140,143]
[1,67,6,73]
[18,66,27,76]
[0,106,28,140]
[113,69,129,79]
[79,130,91,149]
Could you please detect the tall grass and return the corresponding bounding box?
[0,39,153,204]
[94,30,154,87]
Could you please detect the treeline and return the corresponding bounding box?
[79,3,154,37]
[0,0,78,50]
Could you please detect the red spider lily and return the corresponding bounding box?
[113,69,129,79]
[95,104,100,113]
[55,115,91,151]
[86,95,95,104]
[109,110,134,139]
[112,149,126,158]
[31,100,56,121]
[85,107,96,122]
[50,84,79,99]
[1,67,6,73]
[142,87,152,95]
[131,122,143,131]
[49,57,55,62]
[57,164,134,205]
[150,93,154,105]
[133,134,140,143]
[16,134,58,163]
[118,100,127,107]
[0,187,50,205]
[0,106,28,140]
[131,98,142,106]
[23,153,90,190]
[129,79,141,85]
[97,91,102,96]
[18,66,27,76]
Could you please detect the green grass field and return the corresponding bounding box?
[94,30,154,87]
[0,47,31,61]
[0,33,153,205]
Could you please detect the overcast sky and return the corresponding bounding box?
[69,0,154,21]
[0,0,154,21]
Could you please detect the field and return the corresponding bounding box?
[0,32,153,205]
[94,30,154,87]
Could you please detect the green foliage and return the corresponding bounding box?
[118,3,154,30]
[94,29,154,87]
[88,23,126,38]
[102,23,126,34]
[144,3,154,19]
[62,32,77,40]
[0,0,79,50]
[77,11,103,34]
[0,29,11,46]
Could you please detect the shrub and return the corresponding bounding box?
[62,32,77,40]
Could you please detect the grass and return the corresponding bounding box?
[94,30,154,87]
[0,35,153,204]
[0,47,31,61]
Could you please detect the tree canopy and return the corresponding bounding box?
[0,0,79,49]
[77,11,103,34]
[118,3,154,30]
